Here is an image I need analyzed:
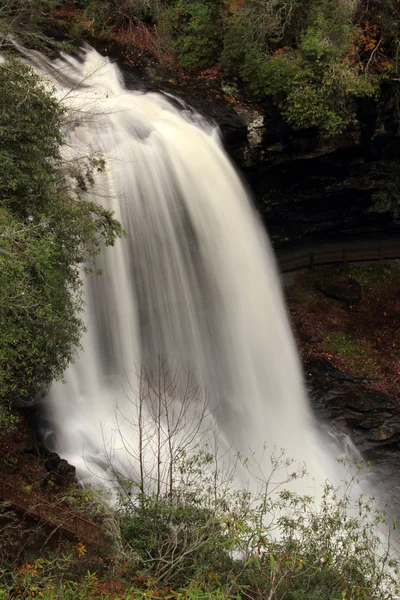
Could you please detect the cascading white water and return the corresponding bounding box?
[30,46,339,495]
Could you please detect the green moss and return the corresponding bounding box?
[346,264,396,290]
[322,332,378,376]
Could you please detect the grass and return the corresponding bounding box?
[346,263,396,290]
[321,331,381,378]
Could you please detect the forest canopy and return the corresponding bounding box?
[60,0,400,135]
[1,1,399,135]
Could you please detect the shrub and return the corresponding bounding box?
[220,0,390,134]
[0,0,60,50]
[282,75,344,133]
[80,0,162,35]
[101,370,400,600]
[119,493,233,586]
[116,451,400,598]
[160,0,221,70]
[0,60,122,418]
[300,2,353,63]
[240,48,297,100]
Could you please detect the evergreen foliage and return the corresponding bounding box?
[0,60,122,422]
[0,0,61,50]
[67,0,399,135]
[3,1,399,135]
[159,0,220,70]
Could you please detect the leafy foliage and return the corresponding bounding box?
[220,0,388,133]
[0,60,122,416]
[61,0,400,135]
[0,360,399,598]
[159,0,220,70]
[1,451,399,599]
[0,0,64,51]
[112,453,400,598]
[119,493,233,586]
[3,0,400,134]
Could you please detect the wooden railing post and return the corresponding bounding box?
[310,252,315,270]
[379,246,384,261]
[343,249,347,264]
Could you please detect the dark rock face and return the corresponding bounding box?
[243,88,400,247]
[316,278,362,304]
[19,403,76,485]
[166,87,400,248]
[306,358,400,454]
[305,358,400,501]
[141,84,400,248]
[44,451,76,485]
[317,383,400,450]
[86,40,400,248]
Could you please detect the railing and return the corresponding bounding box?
[279,245,400,272]
[0,479,101,542]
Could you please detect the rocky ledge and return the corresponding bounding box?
[306,358,400,454]
[305,357,400,501]
[74,36,400,248]
[285,263,400,497]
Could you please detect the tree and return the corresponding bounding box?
[159,0,221,70]
[0,0,61,51]
[0,59,122,423]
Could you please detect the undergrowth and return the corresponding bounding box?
[0,446,399,599]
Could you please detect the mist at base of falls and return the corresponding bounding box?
[28,45,346,498]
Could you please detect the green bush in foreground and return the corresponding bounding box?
[0,448,399,599]
[116,453,400,599]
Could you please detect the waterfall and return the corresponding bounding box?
[31,46,337,495]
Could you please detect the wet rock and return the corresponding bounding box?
[297,331,313,343]
[306,359,400,452]
[367,426,400,442]
[253,101,400,247]
[316,278,362,304]
[305,358,365,383]
[247,114,265,149]
[325,385,397,413]
[305,360,400,507]
[44,452,76,485]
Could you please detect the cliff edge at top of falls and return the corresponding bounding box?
[63,32,400,250]
[34,13,400,248]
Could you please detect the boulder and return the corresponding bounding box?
[316,278,362,304]
[44,451,76,484]
[306,359,400,452]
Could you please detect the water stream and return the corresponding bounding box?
[27,46,340,496]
